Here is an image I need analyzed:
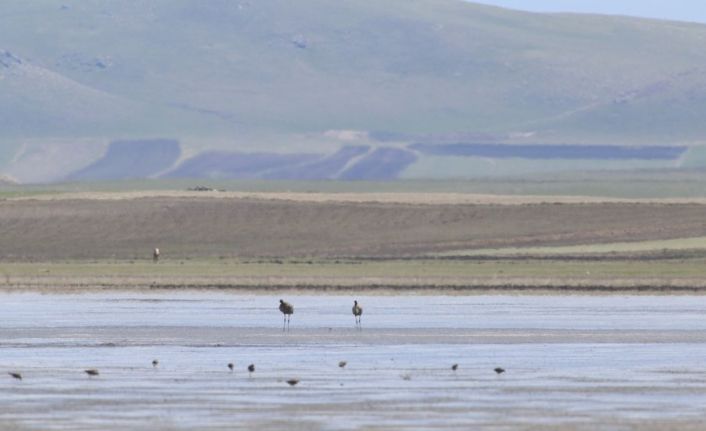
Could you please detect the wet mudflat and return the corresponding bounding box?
[1,293,706,430]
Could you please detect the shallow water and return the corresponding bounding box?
[1,293,706,430]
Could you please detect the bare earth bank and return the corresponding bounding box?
[1,193,706,259]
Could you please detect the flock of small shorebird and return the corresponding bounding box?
[5,298,506,386]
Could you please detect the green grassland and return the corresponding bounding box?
[4,171,706,199]
[437,237,706,257]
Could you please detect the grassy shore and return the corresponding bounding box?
[2,257,706,293]
[5,172,706,199]
[2,183,706,293]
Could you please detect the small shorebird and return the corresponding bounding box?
[352,300,363,328]
[279,299,294,331]
[228,363,234,372]
[152,359,159,368]
[286,379,300,386]
[248,364,255,376]
[451,364,459,371]
[494,367,505,375]
[338,361,347,369]
[8,372,22,380]
[85,369,99,377]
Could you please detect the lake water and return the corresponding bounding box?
[1,293,706,430]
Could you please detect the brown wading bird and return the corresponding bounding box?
[352,300,363,328]
[85,369,99,377]
[279,299,294,331]
[286,379,299,386]
[8,372,22,380]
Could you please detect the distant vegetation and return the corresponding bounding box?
[58,140,694,181]
[7,170,706,199]
[338,148,417,180]
[410,143,686,160]
[164,151,319,180]
[67,140,181,181]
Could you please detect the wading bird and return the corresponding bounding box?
[152,359,159,368]
[228,363,234,372]
[452,364,458,371]
[352,300,363,328]
[248,364,255,376]
[153,248,160,262]
[8,372,21,380]
[279,299,294,331]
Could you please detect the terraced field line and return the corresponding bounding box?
[435,236,706,256]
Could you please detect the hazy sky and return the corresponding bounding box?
[471,0,706,24]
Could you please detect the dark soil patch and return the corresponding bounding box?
[410,143,687,160]
[1,197,705,260]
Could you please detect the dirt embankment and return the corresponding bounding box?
[1,195,706,260]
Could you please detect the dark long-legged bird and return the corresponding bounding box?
[279,299,294,331]
[352,300,363,328]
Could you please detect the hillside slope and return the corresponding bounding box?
[2,0,706,181]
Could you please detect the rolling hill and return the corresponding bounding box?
[2,0,706,182]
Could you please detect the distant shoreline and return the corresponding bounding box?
[3,280,706,295]
[8,189,706,205]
